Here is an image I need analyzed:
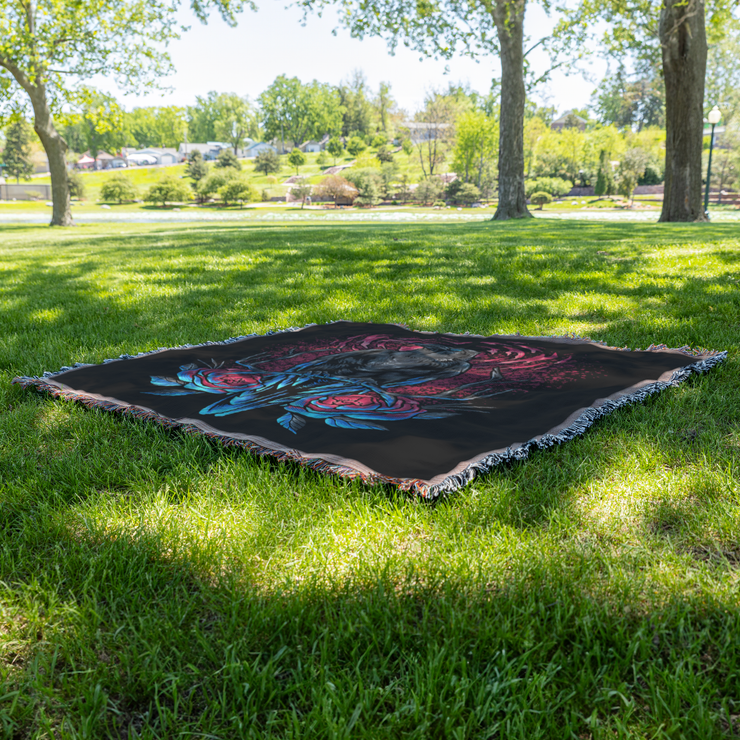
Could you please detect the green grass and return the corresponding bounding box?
[34,164,189,202]
[1,220,740,738]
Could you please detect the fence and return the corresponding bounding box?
[0,183,52,201]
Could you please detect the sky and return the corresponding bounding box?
[104,1,607,116]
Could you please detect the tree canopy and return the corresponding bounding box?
[124,106,188,149]
[258,75,343,149]
[0,0,250,225]
[188,91,259,150]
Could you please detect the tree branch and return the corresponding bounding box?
[0,56,35,93]
[524,36,548,57]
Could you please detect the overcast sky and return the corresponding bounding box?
[105,1,606,115]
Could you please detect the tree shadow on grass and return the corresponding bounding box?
[2,221,738,372]
[2,218,737,531]
[2,480,739,738]
[2,218,739,735]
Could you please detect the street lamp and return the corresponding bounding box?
[704,105,722,219]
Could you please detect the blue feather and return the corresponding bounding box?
[276,412,306,433]
[150,376,184,386]
[325,416,387,431]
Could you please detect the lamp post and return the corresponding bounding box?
[704,105,722,219]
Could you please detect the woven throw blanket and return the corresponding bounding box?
[14,322,726,498]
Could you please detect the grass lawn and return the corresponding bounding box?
[30,149,428,205]
[1,220,739,738]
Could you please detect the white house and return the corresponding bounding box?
[401,121,451,144]
[124,147,179,165]
[178,142,233,161]
[244,142,278,159]
[550,111,587,132]
[301,134,330,153]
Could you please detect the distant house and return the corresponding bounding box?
[96,151,116,168]
[235,139,255,157]
[301,135,330,153]
[77,151,115,170]
[124,147,179,165]
[401,121,451,144]
[551,111,587,132]
[178,142,231,161]
[244,142,278,159]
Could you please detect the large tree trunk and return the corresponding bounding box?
[27,83,74,226]
[492,0,532,221]
[659,0,707,222]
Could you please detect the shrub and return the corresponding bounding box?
[196,170,235,201]
[346,136,367,157]
[371,133,388,147]
[326,137,344,164]
[595,150,615,197]
[379,162,399,198]
[144,176,191,207]
[253,149,280,175]
[344,168,382,206]
[530,191,553,210]
[455,182,481,205]
[68,171,86,200]
[446,180,481,205]
[638,164,663,186]
[215,149,241,170]
[414,177,445,205]
[100,175,137,204]
[525,177,571,198]
[617,148,649,205]
[396,174,412,203]
[317,150,330,168]
[218,178,257,207]
[375,145,394,164]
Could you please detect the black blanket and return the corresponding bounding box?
[13,322,726,498]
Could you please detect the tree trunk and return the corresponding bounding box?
[492,0,532,221]
[0,58,74,226]
[659,0,707,222]
[26,83,74,226]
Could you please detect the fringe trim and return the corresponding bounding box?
[11,322,728,500]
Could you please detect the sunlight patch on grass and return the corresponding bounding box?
[2,220,739,737]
